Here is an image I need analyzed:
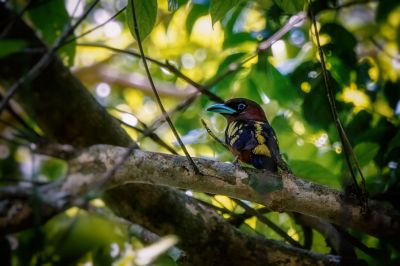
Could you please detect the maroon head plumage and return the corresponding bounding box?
[207,98,283,172]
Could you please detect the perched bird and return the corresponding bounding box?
[207,98,283,172]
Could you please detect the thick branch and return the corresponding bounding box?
[65,145,400,240]
[105,184,340,266]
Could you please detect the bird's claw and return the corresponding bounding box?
[232,156,244,171]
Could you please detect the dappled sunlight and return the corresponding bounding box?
[340,83,371,111]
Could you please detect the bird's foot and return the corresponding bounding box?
[232,156,244,171]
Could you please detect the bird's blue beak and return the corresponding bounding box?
[206,103,237,115]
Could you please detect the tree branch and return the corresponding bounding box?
[64,145,400,240]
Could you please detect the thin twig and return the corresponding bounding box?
[61,7,126,47]
[201,119,229,150]
[233,199,303,248]
[112,112,178,155]
[309,6,368,206]
[0,134,26,146]
[139,93,198,140]
[129,0,200,174]
[258,12,306,52]
[0,0,100,116]
[370,37,400,60]
[4,103,42,139]
[228,207,270,227]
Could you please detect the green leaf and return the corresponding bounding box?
[388,132,400,152]
[302,72,342,130]
[327,55,352,86]
[40,158,68,180]
[223,32,255,49]
[302,84,331,129]
[320,23,357,68]
[354,142,379,167]
[345,110,372,144]
[255,55,299,107]
[210,0,241,25]
[0,40,27,58]
[271,115,292,134]
[127,0,158,40]
[291,160,341,188]
[243,75,263,103]
[383,81,400,109]
[154,254,178,266]
[273,0,304,14]
[186,3,209,35]
[376,0,400,22]
[28,0,75,66]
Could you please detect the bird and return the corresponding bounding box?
[207,98,284,172]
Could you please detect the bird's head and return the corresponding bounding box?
[207,98,267,123]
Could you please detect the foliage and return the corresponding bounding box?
[1,0,400,265]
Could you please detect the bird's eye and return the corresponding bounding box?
[237,103,246,111]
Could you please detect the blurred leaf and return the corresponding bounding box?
[92,245,114,266]
[376,0,400,21]
[320,23,357,68]
[291,160,341,188]
[127,0,157,40]
[354,142,379,167]
[308,0,337,14]
[186,3,209,35]
[44,211,126,263]
[345,110,371,144]
[302,71,344,130]
[28,0,75,65]
[388,131,400,152]
[217,52,246,74]
[221,5,254,49]
[290,60,319,86]
[273,0,304,14]
[356,59,378,93]
[383,81,400,109]
[243,72,263,103]
[0,40,27,58]
[320,23,357,51]
[210,0,241,25]
[288,143,318,161]
[327,55,351,86]
[312,229,331,253]
[223,32,255,49]
[154,254,178,266]
[302,78,331,129]
[256,55,299,106]
[40,159,68,180]
[271,115,292,134]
